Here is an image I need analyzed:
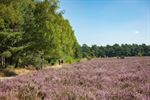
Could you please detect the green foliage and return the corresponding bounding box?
[46,56,59,65]
[1,51,12,58]
[81,44,93,58]
[0,0,80,68]
[64,56,74,64]
[80,44,150,58]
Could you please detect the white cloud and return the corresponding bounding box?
[135,30,140,34]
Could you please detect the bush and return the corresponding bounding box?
[75,58,81,63]
[120,56,125,59]
[87,56,93,60]
[20,53,47,70]
[45,56,59,65]
[117,56,125,59]
[65,56,73,64]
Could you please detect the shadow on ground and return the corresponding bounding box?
[0,69,17,77]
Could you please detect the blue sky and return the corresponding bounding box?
[60,0,150,46]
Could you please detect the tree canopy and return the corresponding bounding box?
[0,0,80,69]
[80,44,150,58]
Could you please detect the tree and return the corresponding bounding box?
[0,1,25,68]
[0,0,80,68]
[80,44,150,59]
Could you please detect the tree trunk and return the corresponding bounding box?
[1,56,3,67]
[15,58,19,68]
[1,56,6,68]
[3,57,7,68]
[0,56,2,69]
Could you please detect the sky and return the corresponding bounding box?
[60,0,150,46]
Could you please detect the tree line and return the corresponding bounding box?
[80,44,150,59]
[0,0,149,70]
[0,0,80,69]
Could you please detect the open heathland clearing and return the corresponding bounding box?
[0,57,150,100]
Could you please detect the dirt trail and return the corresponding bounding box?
[0,64,63,81]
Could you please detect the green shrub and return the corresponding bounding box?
[87,56,92,60]
[20,53,47,70]
[65,56,73,64]
[45,56,59,65]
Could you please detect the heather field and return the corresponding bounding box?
[0,57,150,100]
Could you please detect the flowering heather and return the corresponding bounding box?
[0,57,150,100]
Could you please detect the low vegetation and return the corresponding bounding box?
[0,57,150,99]
[0,1,150,99]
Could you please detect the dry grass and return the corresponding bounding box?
[13,68,31,75]
[0,64,64,81]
